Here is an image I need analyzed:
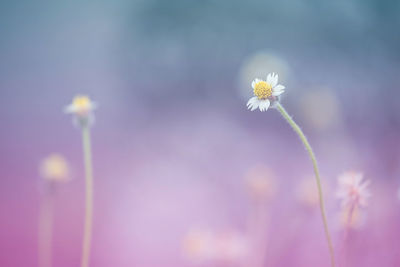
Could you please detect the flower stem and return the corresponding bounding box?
[81,125,94,267]
[38,193,54,267]
[341,203,356,267]
[275,102,336,267]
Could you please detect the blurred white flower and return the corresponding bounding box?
[65,95,96,116]
[336,172,371,208]
[40,154,69,183]
[247,73,285,112]
[64,95,97,126]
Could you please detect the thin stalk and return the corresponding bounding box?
[81,125,94,267]
[341,203,356,267]
[38,193,54,267]
[275,102,336,267]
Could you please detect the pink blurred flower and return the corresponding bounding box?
[245,165,277,201]
[181,228,215,262]
[182,228,248,264]
[336,172,371,208]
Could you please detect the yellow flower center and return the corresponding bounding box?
[254,81,272,100]
[73,96,91,109]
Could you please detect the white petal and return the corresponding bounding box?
[249,99,260,111]
[273,84,285,91]
[64,104,76,114]
[270,73,278,87]
[272,90,284,96]
[258,99,270,112]
[266,73,273,85]
[249,104,256,111]
[246,96,258,107]
[247,98,260,111]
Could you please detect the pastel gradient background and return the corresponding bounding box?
[1,0,400,266]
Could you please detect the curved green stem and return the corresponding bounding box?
[81,125,94,267]
[275,102,336,267]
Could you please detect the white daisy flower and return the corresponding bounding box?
[64,95,96,116]
[247,73,285,112]
[336,172,371,208]
[64,95,97,126]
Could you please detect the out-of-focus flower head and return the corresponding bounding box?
[182,228,248,264]
[40,154,69,183]
[182,228,215,262]
[336,172,371,208]
[64,95,97,126]
[247,73,285,112]
[245,165,277,201]
[296,176,321,208]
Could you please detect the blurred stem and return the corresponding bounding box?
[81,125,94,267]
[342,203,356,267]
[275,102,336,267]
[38,192,54,267]
[345,204,356,233]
